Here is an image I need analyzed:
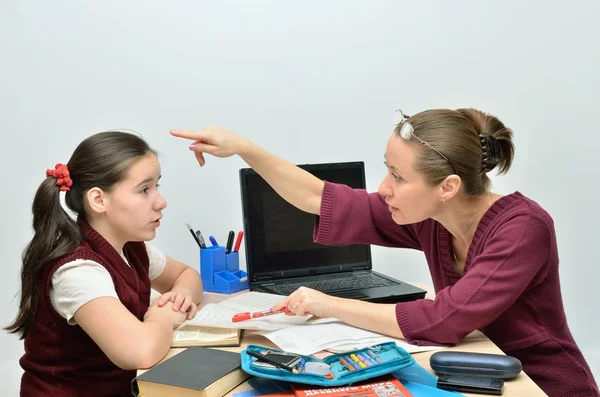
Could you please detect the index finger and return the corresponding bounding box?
[271,297,291,313]
[170,129,205,140]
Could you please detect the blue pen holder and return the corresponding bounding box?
[200,246,249,294]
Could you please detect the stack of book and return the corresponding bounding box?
[132,347,248,397]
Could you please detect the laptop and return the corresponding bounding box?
[238,161,426,304]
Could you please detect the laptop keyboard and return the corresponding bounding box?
[264,273,397,295]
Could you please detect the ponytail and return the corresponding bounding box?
[5,176,81,338]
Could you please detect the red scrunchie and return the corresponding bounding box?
[46,163,73,192]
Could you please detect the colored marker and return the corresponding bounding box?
[233,231,244,252]
[339,357,355,372]
[225,230,235,254]
[232,307,290,322]
[357,354,372,365]
[209,235,219,246]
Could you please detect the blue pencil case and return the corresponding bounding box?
[240,342,415,387]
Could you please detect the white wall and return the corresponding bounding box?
[1,0,599,394]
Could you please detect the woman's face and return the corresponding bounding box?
[378,133,442,225]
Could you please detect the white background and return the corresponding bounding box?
[1,1,598,394]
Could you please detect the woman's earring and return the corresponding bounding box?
[442,199,446,205]
[101,211,106,216]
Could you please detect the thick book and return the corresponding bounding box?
[132,347,249,397]
[292,375,413,397]
[172,323,242,347]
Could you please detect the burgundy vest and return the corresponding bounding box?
[19,222,151,397]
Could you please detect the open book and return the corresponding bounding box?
[172,322,242,348]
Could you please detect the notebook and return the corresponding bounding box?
[239,161,426,304]
[132,347,249,397]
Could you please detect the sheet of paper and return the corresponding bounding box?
[258,322,444,355]
[219,291,288,311]
[186,302,310,331]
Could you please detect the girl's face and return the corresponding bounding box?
[378,134,442,225]
[103,154,167,244]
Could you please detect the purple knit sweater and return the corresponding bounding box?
[314,182,598,397]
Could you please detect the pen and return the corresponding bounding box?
[225,230,235,254]
[196,230,207,249]
[233,231,244,252]
[232,307,290,322]
[209,235,219,246]
[186,222,205,248]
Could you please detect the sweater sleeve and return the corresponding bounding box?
[313,181,422,249]
[395,209,553,346]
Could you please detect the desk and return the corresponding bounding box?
[139,289,548,397]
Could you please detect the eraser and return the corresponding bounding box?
[304,361,331,375]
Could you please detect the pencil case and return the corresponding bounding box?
[430,351,522,379]
[240,342,415,387]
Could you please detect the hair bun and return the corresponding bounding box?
[480,134,502,173]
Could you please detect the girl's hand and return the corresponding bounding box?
[154,288,198,320]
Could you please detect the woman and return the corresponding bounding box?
[171,108,598,396]
[6,131,203,397]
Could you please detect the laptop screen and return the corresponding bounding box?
[239,162,372,281]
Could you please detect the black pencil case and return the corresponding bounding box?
[430,351,522,379]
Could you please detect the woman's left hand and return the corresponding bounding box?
[153,288,199,320]
[271,286,337,318]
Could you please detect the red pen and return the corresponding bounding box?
[233,231,244,252]
[231,307,290,322]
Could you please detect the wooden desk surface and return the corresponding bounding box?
[140,289,547,397]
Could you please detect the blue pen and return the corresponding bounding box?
[196,230,207,246]
[186,222,205,248]
[193,227,207,249]
[209,235,219,246]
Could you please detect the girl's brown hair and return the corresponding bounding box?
[5,131,155,338]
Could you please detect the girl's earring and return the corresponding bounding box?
[101,211,106,216]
